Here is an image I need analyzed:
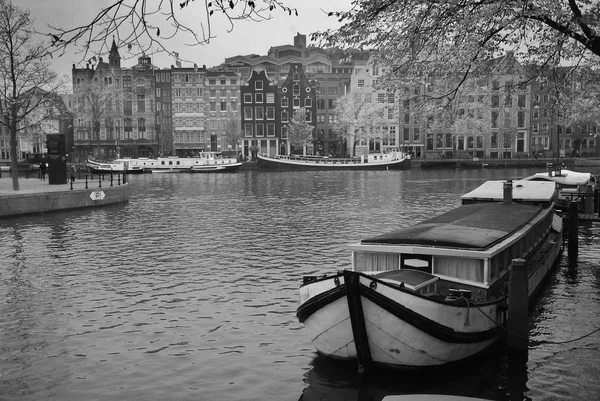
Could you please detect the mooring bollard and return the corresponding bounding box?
[508,258,528,354]
[85,175,88,189]
[568,201,579,260]
[70,175,74,190]
[110,172,113,187]
[99,174,102,188]
[117,173,121,185]
[123,172,127,184]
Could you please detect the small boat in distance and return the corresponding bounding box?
[297,179,563,370]
[151,152,241,173]
[256,151,409,170]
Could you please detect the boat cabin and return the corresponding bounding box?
[520,168,597,212]
[348,180,559,301]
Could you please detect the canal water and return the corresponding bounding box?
[0,167,598,401]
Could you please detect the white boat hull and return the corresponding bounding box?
[190,162,242,173]
[299,273,501,368]
[298,225,562,369]
[257,152,409,171]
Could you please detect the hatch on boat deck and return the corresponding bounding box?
[375,269,439,295]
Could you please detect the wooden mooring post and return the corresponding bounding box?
[568,201,579,260]
[507,258,528,354]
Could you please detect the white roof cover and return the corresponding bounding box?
[521,169,593,186]
[461,180,556,202]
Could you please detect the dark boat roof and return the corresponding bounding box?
[360,203,543,250]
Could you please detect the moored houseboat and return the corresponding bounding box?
[521,167,597,214]
[257,151,409,171]
[87,158,148,174]
[151,152,241,173]
[297,180,563,370]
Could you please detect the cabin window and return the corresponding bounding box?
[354,252,399,272]
[433,256,485,283]
[401,254,432,273]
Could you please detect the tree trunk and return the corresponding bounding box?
[96,121,101,159]
[9,105,20,191]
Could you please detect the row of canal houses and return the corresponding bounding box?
[68,33,356,162]
[3,33,598,163]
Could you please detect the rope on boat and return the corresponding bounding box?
[470,301,600,345]
[459,296,471,326]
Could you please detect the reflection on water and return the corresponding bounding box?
[0,168,599,401]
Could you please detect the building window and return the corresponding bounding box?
[266,93,275,103]
[293,85,300,96]
[358,79,365,88]
[124,96,133,116]
[281,111,289,123]
[305,98,312,108]
[293,73,300,81]
[491,111,499,128]
[244,93,252,103]
[244,107,252,120]
[137,95,145,112]
[517,111,525,128]
[255,81,263,90]
[491,95,499,108]
[255,107,264,120]
[256,93,263,103]
[293,98,300,108]
[281,98,289,108]
[256,124,264,137]
[281,126,288,138]
[266,106,275,120]
[123,76,132,91]
[244,124,253,136]
[267,124,275,137]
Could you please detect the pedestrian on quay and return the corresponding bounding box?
[40,162,47,181]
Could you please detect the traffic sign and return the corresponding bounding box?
[90,190,106,201]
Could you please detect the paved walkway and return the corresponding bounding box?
[0,176,122,196]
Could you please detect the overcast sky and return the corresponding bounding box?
[21,0,351,75]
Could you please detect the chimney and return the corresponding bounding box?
[503,180,513,204]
